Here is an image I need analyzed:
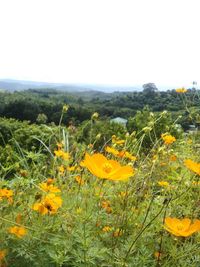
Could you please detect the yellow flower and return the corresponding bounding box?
[105,146,119,156]
[33,193,62,215]
[105,146,136,161]
[192,181,200,186]
[158,181,170,187]
[84,153,134,181]
[111,135,125,145]
[75,175,84,185]
[184,159,200,176]
[123,151,137,161]
[58,165,65,174]
[0,188,13,203]
[161,134,176,145]
[0,249,7,261]
[39,182,61,193]
[8,226,27,238]
[67,166,76,171]
[164,217,200,237]
[54,149,69,160]
[102,226,112,232]
[176,87,187,93]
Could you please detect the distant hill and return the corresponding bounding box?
[0,79,142,93]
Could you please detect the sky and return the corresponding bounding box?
[0,0,200,89]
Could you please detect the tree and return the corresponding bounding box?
[142,83,158,94]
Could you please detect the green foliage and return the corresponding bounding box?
[0,88,200,129]
[1,88,200,266]
[127,107,183,151]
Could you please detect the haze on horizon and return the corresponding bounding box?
[0,0,199,89]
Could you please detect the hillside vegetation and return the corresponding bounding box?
[1,88,200,266]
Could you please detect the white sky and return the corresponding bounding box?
[0,0,200,88]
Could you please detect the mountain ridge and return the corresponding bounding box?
[0,79,142,93]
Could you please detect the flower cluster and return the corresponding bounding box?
[105,146,136,161]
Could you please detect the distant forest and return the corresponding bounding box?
[0,85,200,130]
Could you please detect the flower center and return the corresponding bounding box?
[45,203,53,211]
[102,163,113,174]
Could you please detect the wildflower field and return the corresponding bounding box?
[1,89,200,266]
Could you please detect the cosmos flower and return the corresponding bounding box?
[33,193,62,215]
[161,134,176,145]
[84,153,134,181]
[164,217,200,237]
[8,226,27,238]
[184,159,200,176]
[0,188,13,203]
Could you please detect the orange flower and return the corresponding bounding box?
[33,193,62,215]
[184,159,200,176]
[0,188,13,203]
[84,153,134,181]
[164,217,200,237]
[161,134,176,145]
[8,226,27,238]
